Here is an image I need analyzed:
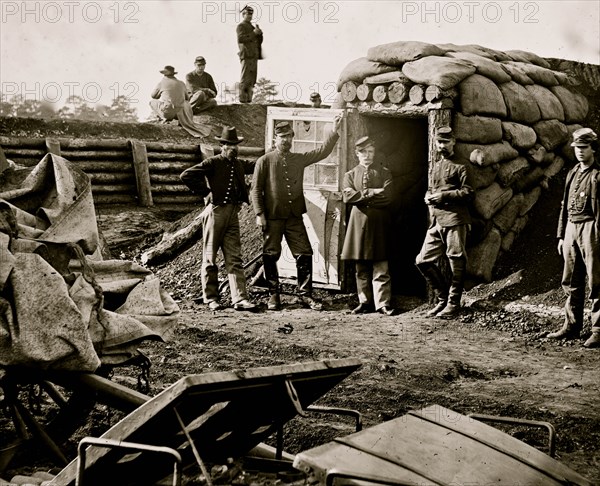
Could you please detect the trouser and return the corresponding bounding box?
[415,221,468,306]
[561,220,600,332]
[149,99,177,121]
[239,58,257,102]
[201,204,248,304]
[189,91,217,113]
[355,260,391,309]
[262,217,313,295]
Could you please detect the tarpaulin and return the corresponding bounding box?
[0,153,179,371]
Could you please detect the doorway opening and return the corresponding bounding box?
[361,115,429,296]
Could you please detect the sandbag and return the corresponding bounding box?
[505,50,551,68]
[402,56,476,90]
[467,227,502,282]
[525,85,565,121]
[458,74,507,117]
[498,81,541,124]
[453,113,502,144]
[456,141,518,167]
[502,121,537,149]
[506,62,558,86]
[437,43,496,59]
[467,163,497,190]
[364,70,409,85]
[526,144,547,164]
[543,154,565,179]
[533,120,569,151]
[493,193,525,233]
[520,187,542,216]
[473,182,513,220]
[549,86,589,123]
[445,51,511,84]
[497,156,531,188]
[500,62,534,85]
[512,166,546,193]
[337,57,396,91]
[367,41,445,66]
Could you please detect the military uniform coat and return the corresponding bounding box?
[341,164,393,261]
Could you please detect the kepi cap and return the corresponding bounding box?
[571,127,597,147]
[355,136,374,150]
[435,126,454,141]
[194,56,206,64]
[275,121,294,137]
[159,65,177,75]
[309,92,321,101]
[216,126,244,144]
[240,4,253,13]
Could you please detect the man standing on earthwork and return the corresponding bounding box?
[341,136,396,316]
[548,128,600,349]
[415,126,473,319]
[180,126,258,313]
[251,116,342,311]
[236,4,263,103]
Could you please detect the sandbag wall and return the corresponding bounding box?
[0,136,264,208]
[337,41,592,282]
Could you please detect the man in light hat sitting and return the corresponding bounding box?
[341,136,395,316]
[415,126,473,319]
[150,65,211,138]
[185,56,218,113]
[548,127,600,348]
[236,5,263,103]
[180,126,258,312]
[251,116,342,310]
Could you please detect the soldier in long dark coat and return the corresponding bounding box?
[236,5,262,103]
[341,136,395,316]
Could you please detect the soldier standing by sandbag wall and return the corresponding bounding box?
[548,128,600,348]
[415,127,473,318]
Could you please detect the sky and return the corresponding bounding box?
[1,0,599,120]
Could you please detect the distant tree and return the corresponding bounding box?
[0,93,14,116]
[107,95,138,122]
[14,99,57,119]
[253,78,280,104]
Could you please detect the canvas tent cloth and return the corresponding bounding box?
[0,153,179,372]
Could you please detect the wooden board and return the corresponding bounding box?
[52,359,362,486]
[294,405,592,486]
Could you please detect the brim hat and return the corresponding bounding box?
[571,127,598,147]
[159,65,177,75]
[216,126,244,144]
[355,136,374,150]
[275,121,294,137]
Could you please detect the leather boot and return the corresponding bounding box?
[416,262,448,317]
[583,332,600,348]
[263,254,281,311]
[296,255,323,310]
[436,257,466,319]
[547,322,581,340]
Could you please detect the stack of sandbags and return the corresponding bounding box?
[336,41,591,283]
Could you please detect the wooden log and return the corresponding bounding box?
[372,85,388,103]
[92,184,137,193]
[141,207,204,265]
[45,138,61,156]
[75,161,133,172]
[93,194,138,205]
[341,81,358,102]
[409,84,425,105]
[212,146,265,157]
[425,86,458,102]
[130,140,153,207]
[150,184,193,194]
[350,101,428,118]
[356,84,374,102]
[144,141,199,153]
[148,161,196,172]
[1,148,46,157]
[149,174,184,184]
[151,195,203,205]
[88,173,136,184]
[146,152,199,161]
[59,150,131,160]
[0,137,46,148]
[387,82,409,104]
[59,139,129,150]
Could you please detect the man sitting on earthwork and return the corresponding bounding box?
[185,56,218,114]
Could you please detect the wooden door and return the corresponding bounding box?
[265,107,347,289]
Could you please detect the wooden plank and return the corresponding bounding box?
[148,174,183,184]
[146,152,198,161]
[147,161,195,172]
[59,150,131,160]
[150,183,197,194]
[93,194,138,205]
[129,140,153,207]
[92,184,137,193]
[74,161,132,172]
[58,138,129,150]
[45,138,61,156]
[347,101,428,118]
[1,148,47,157]
[88,173,136,184]
[152,195,203,205]
[0,136,46,148]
